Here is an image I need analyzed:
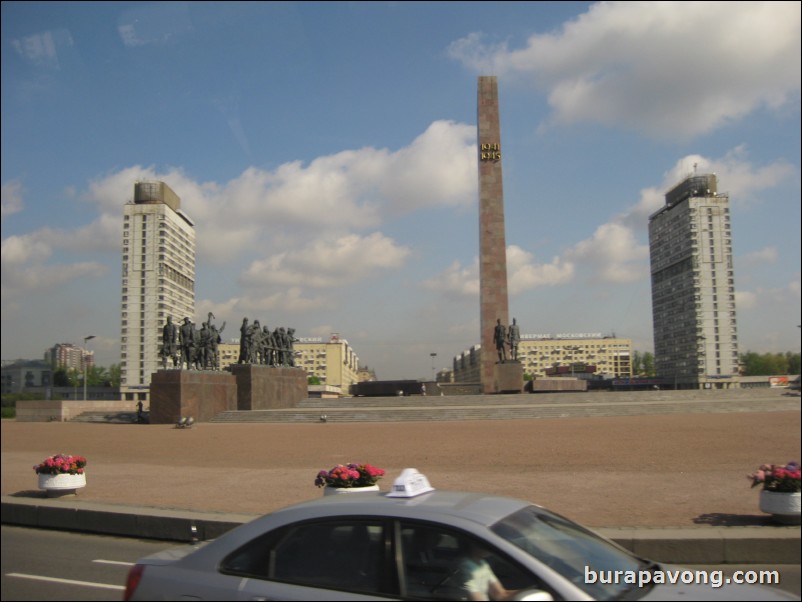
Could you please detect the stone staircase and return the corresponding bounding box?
[70,411,141,424]
[210,388,800,424]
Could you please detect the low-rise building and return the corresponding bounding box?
[218,333,362,395]
[452,334,632,383]
[1,359,52,394]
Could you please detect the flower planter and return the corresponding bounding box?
[759,490,801,525]
[38,473,86,497]
[323,484,380,496]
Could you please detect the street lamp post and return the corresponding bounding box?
[83,335,96,401]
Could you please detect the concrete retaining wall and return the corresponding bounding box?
[15,400,133,422]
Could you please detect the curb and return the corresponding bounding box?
[2,496,799,565]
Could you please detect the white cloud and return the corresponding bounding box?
[742,247,778,265]
[735,290,758,310]
[507,245,575,293]
[9,30,66,69]
[1,181,24,218]
[380,121,478,212]
[449,1,800,139]
[421,259,480,299]
[235,287,327,315]
[609,147,795,247]
[1,121,473,309]
[513,147,795,291]
[240,233,411,289]
[1,258,105,301]
[117,2,193,47]
[566,223,649,284]
[1,228,108,302]
[194,292,326,325]
[421,245,575,299]
[790,275,801,300]
[75,120,476,265]
[1,232,53,266]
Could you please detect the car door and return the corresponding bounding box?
[221,518,399,600]
[397,520,556,601]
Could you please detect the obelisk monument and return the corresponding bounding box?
[477,76,521,393]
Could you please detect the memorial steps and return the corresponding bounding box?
[208,388,799,423]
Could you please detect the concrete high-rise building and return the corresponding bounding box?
[120,182,195,401]
[45,343,94,372]
[648,173,739,389]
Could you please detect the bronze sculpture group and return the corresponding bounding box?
[494,317,521,363]
[160,313,297,371]
[237,317,298,367]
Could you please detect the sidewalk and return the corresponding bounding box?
[2,407,800,564]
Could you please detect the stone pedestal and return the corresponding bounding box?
[230,364,307,410]
[149,370,237,424]
[493,362,523,394]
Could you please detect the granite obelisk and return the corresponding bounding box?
[477,76,511,393]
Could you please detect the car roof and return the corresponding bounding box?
[258,490,533,529]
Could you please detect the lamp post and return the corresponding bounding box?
[83,335,95,401]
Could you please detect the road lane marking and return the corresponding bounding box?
[6,572,125,590]
[93,559,135,566]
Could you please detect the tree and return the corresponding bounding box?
[786,352,801,375]
[107,364,121,387]
[86,365,109,387]
[53,368,71,387]
[631,351,655,377]
[740,351,801,375]
[631,351,643,376]
[54,364,122,387]
[641,352,655,376]
[307,375,321,385]
[62,368,81,387]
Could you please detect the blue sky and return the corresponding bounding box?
[2,1,800,380]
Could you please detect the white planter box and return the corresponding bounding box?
[38,472,86,494]
[323,484,380,496]
[759,490,801,524]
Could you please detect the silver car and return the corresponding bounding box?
[124,471,796,601]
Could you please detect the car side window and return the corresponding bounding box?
[399,521,541,601]
[222,519,389,596]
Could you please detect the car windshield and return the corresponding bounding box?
[491,506,650,600]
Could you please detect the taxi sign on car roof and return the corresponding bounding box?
[386,468,435,498]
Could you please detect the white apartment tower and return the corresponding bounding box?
[648,173,739,389]
[120,182,195,401]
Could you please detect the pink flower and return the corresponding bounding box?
[315,461,386,488]
[34,454,87,475]
[749,461,801,493]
